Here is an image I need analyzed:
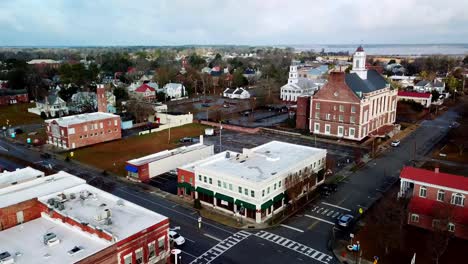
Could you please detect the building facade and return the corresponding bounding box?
[300,46,397,141]
[177,141,327,223]
[0,170,170,264]
[28,89,69,117]
[0,89,29,105]
[397,91,432,108]
[280,62,327,102]
[134,83,156,101]
[399,167,468,240]
[45,112,121,149]
[126,138,214,182]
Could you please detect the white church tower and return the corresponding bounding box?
[288,62,299,84]
[351,45,367,80]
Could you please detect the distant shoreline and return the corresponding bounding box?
[0,43,467,56]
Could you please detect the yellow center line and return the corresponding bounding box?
[307,221,320,230]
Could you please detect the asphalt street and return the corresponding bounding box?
[0,108,458,264]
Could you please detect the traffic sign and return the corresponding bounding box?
[171,249,181,255]
[350,233,354,238]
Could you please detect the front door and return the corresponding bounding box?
[16,211,24,224]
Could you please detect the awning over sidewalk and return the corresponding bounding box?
[235,199,256,210]
[273,192,285,203]
[196,186,214,196]
[177,182,194,191]
[215,192,234,203]
[261,199,273,210]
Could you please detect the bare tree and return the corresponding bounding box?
[125,99,155,123]
[285,168,317,210]
[427,203,455,264]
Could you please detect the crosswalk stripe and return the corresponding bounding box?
[321,209,329,215]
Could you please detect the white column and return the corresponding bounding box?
[255,207,261,223]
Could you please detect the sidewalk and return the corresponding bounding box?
[333,240,373,264]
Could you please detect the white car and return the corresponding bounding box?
[169,231,185,246]
[391,140,400,147]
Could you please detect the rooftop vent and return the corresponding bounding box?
[67,246,83,256]
[225,152,230,158]
[0,252,13,264]
[43,233,60,246]
[116,199,124,206]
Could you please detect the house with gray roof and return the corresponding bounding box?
[28,89,68,117]
[414,79,445,93]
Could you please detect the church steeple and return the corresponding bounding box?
[351,45,367,80]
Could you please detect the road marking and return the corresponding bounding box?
[203,233,223,242]
[172,204,178,208]
[316,208,323,213]
[321,202,351,211]
[255,231,333,264]
[190,231,251,264]
[115,187,234,235]
[305,214,335,225]
[321,209,329,215]
[332,212,340,218]
[190,211,198,215]
[183,236,196,243]
[182,250,198,259]
[307,221,320,230]
[326,210,334,216]
[280,224,304,233]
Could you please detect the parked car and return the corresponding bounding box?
[169,231,185,246]
[317,184,338,196]
[391,140,400,147]
[201,103,210,107]
[179,137,199,143]
[337,214,354,227]
[14,128,24,134]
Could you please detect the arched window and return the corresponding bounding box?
[451,193,465,206]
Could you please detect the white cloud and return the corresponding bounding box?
[0,0,467,45]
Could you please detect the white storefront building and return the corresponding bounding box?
[177,141,327,223]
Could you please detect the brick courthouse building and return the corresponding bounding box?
[296,46,398,141]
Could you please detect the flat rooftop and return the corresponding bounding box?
[38,184,167,241]
[0,216,110,264]
[45,112,119,127]
[0,167,44,188]
[196,141,326,182]
[127,142,210,166]
[0,171,86,208]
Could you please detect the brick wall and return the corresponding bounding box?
[0,94,29,106]
[296,96,309,130]
[0,199,44,230]
[116,219,170,264]
[77,245,118,264]
[177,168,195,197]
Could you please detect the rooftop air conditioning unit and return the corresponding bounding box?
[0,252,14,264]
[43,233,60,247]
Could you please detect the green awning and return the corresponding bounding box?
[273,193,285,203]
[196,187,214,196]
[261,199,273,210]
[178,182,194,191]
[215,193,234,203]
[235,199,256,210]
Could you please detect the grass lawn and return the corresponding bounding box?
[71,123,208,176]
[0,103,43,126]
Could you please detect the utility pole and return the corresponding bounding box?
[219,122,223,152]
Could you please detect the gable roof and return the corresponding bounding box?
[345,70,388,94]
[400,166,468,192]
[415,80,430,87]
[135,83,155,93]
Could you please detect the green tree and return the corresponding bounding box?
[188,53,206,69]
[446,75,460,93]
[58,85,78,102]
[232,69,248,87]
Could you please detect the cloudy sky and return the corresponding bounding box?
[1,0,467,46]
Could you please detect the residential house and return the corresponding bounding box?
[297,46,398,141]
[161,83,187,100]
[399,167,468,240]
[414,79,445,93]
[28,89,69,117]
[223,87,250,99]
[389,75,416,88]
[134,83,156,101]
[397,91,432,108]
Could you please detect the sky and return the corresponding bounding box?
[0,0,467,46]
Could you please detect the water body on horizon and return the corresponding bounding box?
[291,44,468,56]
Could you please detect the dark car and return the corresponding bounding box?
[179,137,200,143]
[318,184,338,196]
[14,128,24,134]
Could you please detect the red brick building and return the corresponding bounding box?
[399,167,468,240]
[45,112,121,149]
[0,89,29,106]
[0,170,171,264]
[296,46,398,141]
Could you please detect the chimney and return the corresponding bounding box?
[328,71,345,83]
[96,84,107,113]
[435,167,439,173]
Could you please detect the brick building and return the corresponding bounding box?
[0,89,29,106]
[399,167,468,240]
[0,169,170,264]
[296,46,398,141]
[45,112,121,149]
